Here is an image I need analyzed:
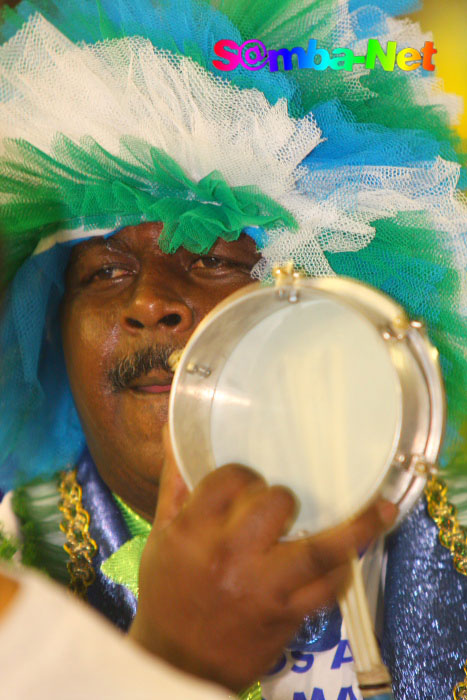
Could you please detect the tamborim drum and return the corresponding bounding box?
[169,269,445,537]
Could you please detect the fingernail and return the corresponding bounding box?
[377,500,398,527]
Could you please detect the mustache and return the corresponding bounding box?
[108,344,181,392]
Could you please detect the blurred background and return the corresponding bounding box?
[409,0,467,141]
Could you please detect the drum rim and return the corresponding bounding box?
[169,276,446,535]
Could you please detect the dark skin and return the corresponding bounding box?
[61,221,397,691]
[61,222,261,519]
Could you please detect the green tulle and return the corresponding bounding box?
[0,135,297,283]
[327,213,467,493]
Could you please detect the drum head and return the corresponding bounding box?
[210,297,401,535]
[170,277,444,538]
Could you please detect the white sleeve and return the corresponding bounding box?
[0,565,231,700]
[0,492,21,542]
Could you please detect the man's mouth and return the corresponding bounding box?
[108,344,182,393]
[129,373,173,394]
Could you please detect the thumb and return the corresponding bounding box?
[153,424,189,532]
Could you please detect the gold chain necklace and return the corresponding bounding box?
[425,476,467,699]
[58,469,98,599]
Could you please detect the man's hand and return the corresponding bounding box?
[130,429,397,692]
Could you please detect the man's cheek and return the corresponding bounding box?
[69,311,120,378]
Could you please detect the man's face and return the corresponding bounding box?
[61,222,260,520]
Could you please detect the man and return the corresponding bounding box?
[0,1,465,698]
[59,219,397,693]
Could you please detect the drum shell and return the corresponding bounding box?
[169,277,445,537]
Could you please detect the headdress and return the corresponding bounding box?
[0,0,465,515]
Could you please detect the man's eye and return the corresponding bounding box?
[88,266,130,282]
[191,256,226,270]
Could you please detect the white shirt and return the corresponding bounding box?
[0,564,232,700]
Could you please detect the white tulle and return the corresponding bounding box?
[0,12,466,283]
[0,15,322,186]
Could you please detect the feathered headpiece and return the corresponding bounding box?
[0,0,465,516]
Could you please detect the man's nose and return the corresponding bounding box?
[121,271,194,335]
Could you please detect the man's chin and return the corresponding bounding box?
[85,429,165,519]
[98,456,161,521]
[115,387,170,427]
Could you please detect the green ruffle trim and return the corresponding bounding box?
[100,495,151,596]
[113,494,152,538]
[101,534,148,597]
[239,681,262,700]
[1,136,297,283]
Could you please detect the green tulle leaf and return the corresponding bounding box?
[101,495,151,596]
[0,135,297,282]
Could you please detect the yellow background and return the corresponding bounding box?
[409,0,467,139]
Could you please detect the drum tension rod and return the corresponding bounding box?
[273,262,306,303]
[186,363,211,378]
[393,453,439,477]
[168,349,212,378]
[381,317,426,342]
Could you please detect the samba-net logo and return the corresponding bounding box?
[212,38,437,73]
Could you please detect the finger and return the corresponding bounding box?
[224,484,298,553]
[153,425,190,531]
[267,500,397,591]
[286,563,351,619]
[184,463,267,524]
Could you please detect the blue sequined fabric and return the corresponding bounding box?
[382,498,467,699]
[74,451,467,697]
[288,604,342,652]
[77,451,137,631]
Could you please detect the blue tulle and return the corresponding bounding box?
[349,0,421,18]
[306,101,446,168]
[0,243,84,490]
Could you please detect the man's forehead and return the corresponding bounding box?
[68,223,260,263]
[69,222,165,262]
